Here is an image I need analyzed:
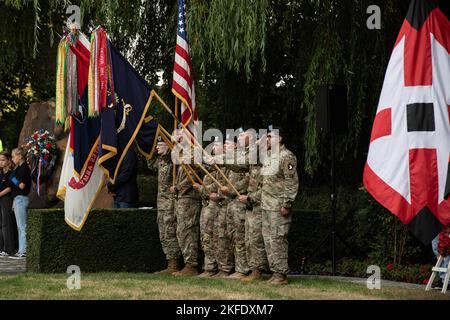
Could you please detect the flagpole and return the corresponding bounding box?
[173,96,178,187]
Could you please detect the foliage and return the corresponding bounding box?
[187,0,268,79]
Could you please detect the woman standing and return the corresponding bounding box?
[9,148,31,259]
[0,151,16,257]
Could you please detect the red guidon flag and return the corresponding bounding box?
[364,0,450,244]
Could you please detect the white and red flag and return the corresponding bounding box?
[172,0,198,136]
[364,0,450,244]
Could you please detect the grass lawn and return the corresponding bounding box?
[0,273,449,300]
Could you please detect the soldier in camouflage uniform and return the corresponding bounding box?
[147,139,181,274]
[194,140,224,277]
[220,130,251,279]
[211,136,236,278]
[170,132,203,276]
[261,127,299,285]
[239,133,269,282]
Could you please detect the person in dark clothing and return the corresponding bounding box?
[10,147,31,259]
[107,147,139,208]
[0,151,17,256]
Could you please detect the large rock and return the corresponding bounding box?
[19,101,114,209]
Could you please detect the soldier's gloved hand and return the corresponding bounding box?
[280,207,290,217]
[209,193,218,202]
[192,183,200,190]
[220,186,230,195]
[238,195,248,203]
[170,186,178,194]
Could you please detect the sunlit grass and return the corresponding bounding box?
[0,273,448,300]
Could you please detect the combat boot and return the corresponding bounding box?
[242,269,262,282]
[172,264,199,276]
[227,272,248,280]
[270,273,288,285]
[154,259,180,275]
[211,270,231,278]
[198,270,218,278]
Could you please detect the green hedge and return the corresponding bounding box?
[27,208,329,273]
[27,209,165,273]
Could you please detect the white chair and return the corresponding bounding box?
[425,255,450,294]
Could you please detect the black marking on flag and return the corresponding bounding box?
[406,0,437,30]
[407,103,435,132]
[407,207,442,245]
[445,162,450,200]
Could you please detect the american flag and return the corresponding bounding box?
[172,0,198,136]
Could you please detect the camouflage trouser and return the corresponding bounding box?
[229,199,249,274]
[157,209,182,260]
[175,197,201,267]
[262,209,291,274]
[200,201,219,272]
[246,205,268,271]
[215,200,234,273]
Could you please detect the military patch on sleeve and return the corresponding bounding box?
[283,158,297,177]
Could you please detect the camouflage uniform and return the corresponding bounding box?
[198,171,220,272]
[215,166,235,273]
[174,164,202,267]
[261,145,299,275]
[148,154,181,261]
[224,148,251,275]
[246,163,268,271]
[226,147,267,273]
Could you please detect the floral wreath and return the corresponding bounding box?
[25,129,58,195]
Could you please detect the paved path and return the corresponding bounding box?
[292,274,426,290]
[0,256,26,274]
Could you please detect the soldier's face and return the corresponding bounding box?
[257,134,267,150]
[237,133,246,147]
[267,133,281,150]
[156,142,168,155]
[238,132,254,147]
[213,143,223,155]
[224,141,235,152]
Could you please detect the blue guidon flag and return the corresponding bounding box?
[98,40,160,183]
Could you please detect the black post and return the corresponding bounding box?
[329,85,337,276]
[330,128,337,276]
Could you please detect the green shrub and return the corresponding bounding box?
[27,209,165,273]
[27,208,325,273]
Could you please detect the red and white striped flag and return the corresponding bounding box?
[172,0,198,136]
